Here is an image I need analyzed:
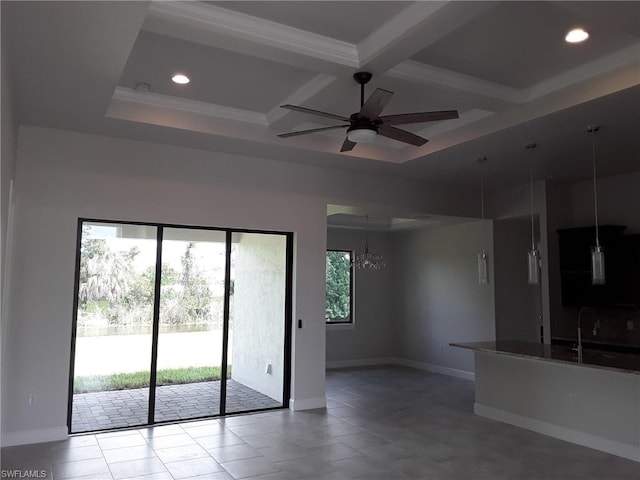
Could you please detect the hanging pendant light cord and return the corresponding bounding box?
[480,165,485,221]
[527,144,536,251]
[530,167,535,250]
[364,215,370,254]
[591,129,600,248]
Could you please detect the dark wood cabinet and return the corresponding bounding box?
[557,226,639,307]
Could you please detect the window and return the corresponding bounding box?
[325,250,353,323]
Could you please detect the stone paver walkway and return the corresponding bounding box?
[72,380,282,433]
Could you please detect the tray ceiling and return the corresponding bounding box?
[4,1,639,188]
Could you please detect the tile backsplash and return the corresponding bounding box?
[553,306,640,347]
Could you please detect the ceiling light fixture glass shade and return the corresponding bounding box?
[565,28,589,43]
[525,143,541,285]
[478,251,489,285]
[347,128,377,144]
[527,249,541,285]
[588,126,605,285]
[171,73,190,84]
[352,215,386,270]
[477,157,489,285]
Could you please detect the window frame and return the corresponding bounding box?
[325,249,354,325]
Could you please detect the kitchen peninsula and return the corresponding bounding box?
[452,341,640,462]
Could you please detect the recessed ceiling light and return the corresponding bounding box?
[171,73,190,85]
[565,28,589,43]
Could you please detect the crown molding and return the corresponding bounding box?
[414,108,495,142]
[523,42,640,101]
[147,1,358,68]
[266,74,338,125]
[357,1,449,67]
[112,87,268,125]
[387,61,523,104]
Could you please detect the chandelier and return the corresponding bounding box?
[352,215,386,270]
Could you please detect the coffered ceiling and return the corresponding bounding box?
[4,1,640,188]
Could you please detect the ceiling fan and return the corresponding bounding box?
[277,72,459,152]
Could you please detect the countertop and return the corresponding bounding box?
[451,340,640,375]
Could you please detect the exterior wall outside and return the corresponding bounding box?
[393,221,496,374]
[326,228,395,364]
[2,126,478,445]
[232,232,286,402]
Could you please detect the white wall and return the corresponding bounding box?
[2,126,478,445]
[475,351,640,461]
[232,233,286,401]
[326,228,395,365]
[393,221,496,376]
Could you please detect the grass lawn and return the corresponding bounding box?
[74,366,231,393]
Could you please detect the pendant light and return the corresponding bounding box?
[477,157,489,284]
[525,143,540,285]
[588,126,605,285]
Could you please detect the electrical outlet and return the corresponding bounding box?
[265,363,272,374]
[28,393,37,406]
[627,321,634,331]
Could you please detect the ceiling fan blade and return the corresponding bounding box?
[378,125,428,146]
[280,104,349,122]
[378,110,459,125]
[340,138,356,152]
[358,88,393,120]
[277,125,348,138]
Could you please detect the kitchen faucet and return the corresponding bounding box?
[576,306,598,363]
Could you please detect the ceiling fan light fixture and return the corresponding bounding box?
[347,127,377,144]
[565,28,589,43]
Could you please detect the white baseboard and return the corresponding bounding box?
[475,403,640,463]
[289,396,326,411]
[1,426,68,447]
[325,356,475,381]
[392,357,475,381]
[326,357,396,369]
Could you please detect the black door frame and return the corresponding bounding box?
[67,218,293,433]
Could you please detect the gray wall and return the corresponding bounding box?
[494,216,543,342]
[393,221,496,374]
[490,180,550,343]
[2,125,478,444]
[1,5,19,439]
[568,173,640,234]
[326,227,395,364]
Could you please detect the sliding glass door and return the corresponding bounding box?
[69,222,158,432]
[69,220,291,433]
[226,232,288,414]
[154,228,227,422]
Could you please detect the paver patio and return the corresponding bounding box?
[71,379,282,433]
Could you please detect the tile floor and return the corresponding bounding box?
[2,365,639,479]
[72,380,281,432]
